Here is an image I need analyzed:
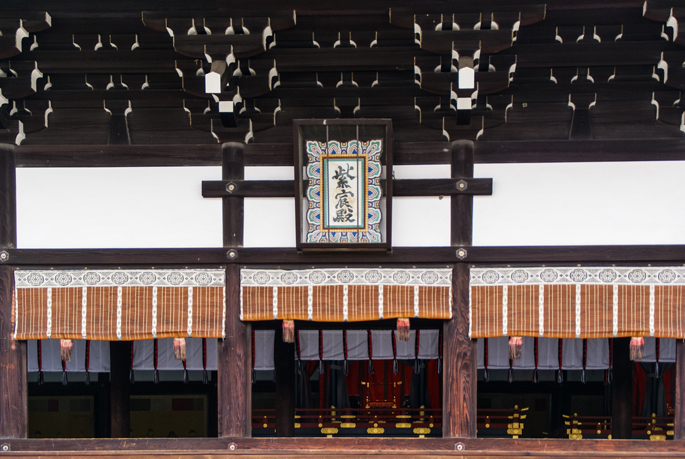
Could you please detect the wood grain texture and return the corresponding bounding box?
[11,245,685,265]
[5,436,685,455]
[274,329,296,437]
[109,340,131,438]
[0,266,27,439]
[611,337,632,439]
[223,143,245,248]
[0,144,16,249]
[451,140,474,247]
[675,340,685,440]
[218,265,251,437]
[202,178,492,198]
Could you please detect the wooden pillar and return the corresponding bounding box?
[612,337,632,439]
[675,340,685,440]
[217,143,251,437]
[443,140,477,438]
[274,327,295,436]
[109,341,131,438]
[0,144,26,439]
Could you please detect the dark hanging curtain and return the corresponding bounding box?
[327,361,351,409]
[408,361,431,409]
[639,362,673,417]
[295,361,315,409]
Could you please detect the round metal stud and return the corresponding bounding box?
[456,248,468,260]
[228,443,237,451]
[456,180,468,191]
[1,443,10,452]
[227,250,238,260]
[226,182,236,193]
[455,442,465,452]
[0,251,8,262]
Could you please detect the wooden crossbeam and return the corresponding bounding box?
[201,178,492,198]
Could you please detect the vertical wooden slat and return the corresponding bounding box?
[218,142,250,437]
[274,327,295,437]
[218,264,251,437]
[675,340,685,440]
[0,266,26,439]
[0,144,16,249]
[611,337,632,439]
[444,140,476,438]
[109,341,131,438]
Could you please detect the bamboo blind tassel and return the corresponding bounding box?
[630,337,645,361]
[397,318,410,342]
[60,339,73,362]
[282,320,295,343]
[173,338,187,361]
[509,336,523,360]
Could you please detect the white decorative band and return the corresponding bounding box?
[471,266,685,286]
[151,286,158,339]
[116,287,123,341]
[241,268,452,287]
[46,287,52,339]
[612,285,619,337]
[649,285,655,337]
[575,284,581,338]
[343,285,349,322]
[413,285,420,318]
[502,285,508,336]
[81,287,88,340]
[538,285,545,338]
[272,286,278,320]
[15,269,225,289]
[378,285,384,320]
[187,286,193,337]
[307,286,314,321]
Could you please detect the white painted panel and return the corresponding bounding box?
[16,167,222,248]
[392,164,451,247]
[244,166,294,180]
[474,161,685,246]
[243,198,296,247]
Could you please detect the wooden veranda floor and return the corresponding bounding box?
[2,438,685,459]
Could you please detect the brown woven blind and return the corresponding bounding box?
[241,268,452,322]
[13,269,225,341]
[470,267,685,339]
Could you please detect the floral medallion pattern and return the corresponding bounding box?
[470,266,685,286]
[241,268,452,287]
[15,269,225,288]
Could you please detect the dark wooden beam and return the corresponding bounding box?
[16,139,685,168]
[274,326,296,437]
[217,265,251,437]
[675,340,685,440]
[0,144,16,249]
[8,244,685,266]
[611,337,632,439]
[444,140,477,439]
[202,178,492,198]
[109,341,131,438]
[218,142,250,437]
[0,266,27,439]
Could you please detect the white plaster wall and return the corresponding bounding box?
[473,161,685,246]
[16,167,223,248]
[243,166,296,247]
[392,165,451,247]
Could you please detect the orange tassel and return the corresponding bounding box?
[397,318,410,342]
[60,339,73,362]
[282,320,295,343]
[508,336,523,360]
[173,338,186,361]
[630,337,644,361]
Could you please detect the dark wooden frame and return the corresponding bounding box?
[292,119,393,251]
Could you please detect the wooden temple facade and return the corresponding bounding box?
[2,0,685,457]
